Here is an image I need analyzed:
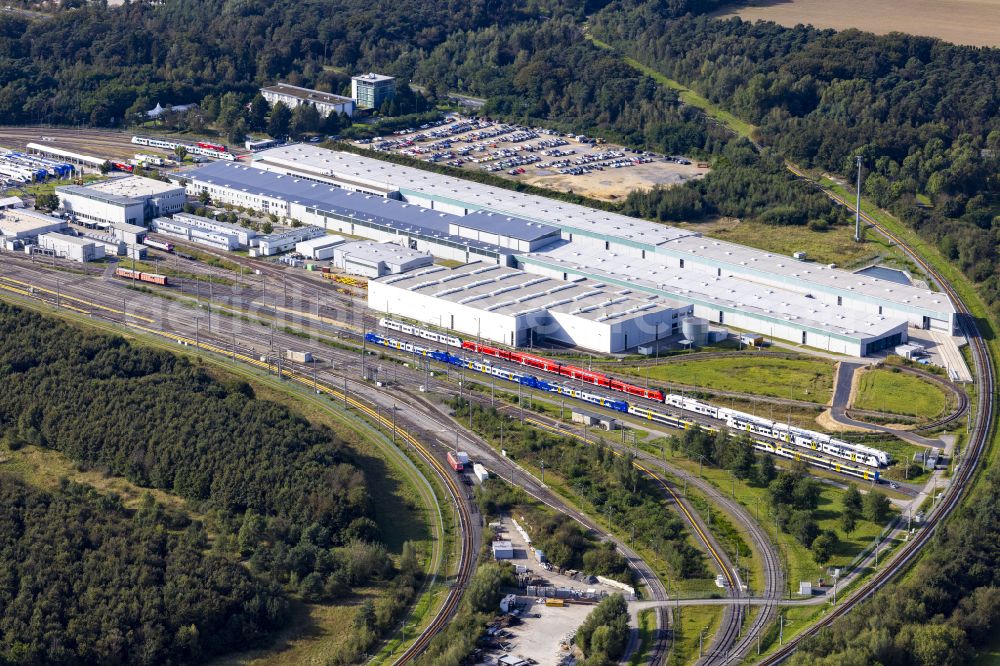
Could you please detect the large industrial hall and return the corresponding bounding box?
[176,144,958,356]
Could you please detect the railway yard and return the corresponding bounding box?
[0,126,991,666]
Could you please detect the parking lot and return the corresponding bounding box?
[355,115,708,201]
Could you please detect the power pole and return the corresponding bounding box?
[854,155,863,243]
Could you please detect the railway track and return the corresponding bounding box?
[753,171,996,664]
[0,266,478,666]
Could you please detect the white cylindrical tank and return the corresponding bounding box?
[681,316,709,346]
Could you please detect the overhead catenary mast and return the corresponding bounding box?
[854,155,864,242]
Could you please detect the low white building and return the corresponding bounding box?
[369,262,692,353]
[171,212,257,248]
[57,176,185,227]
[261,82,355,118]
[295,234,345,260]
[36,233,104,262]
[110,221,147,245]
[492,541,514,560]
[0,208,67,240]
[151,216,242,251]
[333,241,432,278]
[254,226,326,256]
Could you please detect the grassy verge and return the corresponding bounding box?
[585,33,756,139]
[630,609,657,666]
[853,367,950,418]
[621,356,835,403]
[670,605,724,665]
[672,217,909,270]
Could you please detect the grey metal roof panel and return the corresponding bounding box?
[180,162,508,253]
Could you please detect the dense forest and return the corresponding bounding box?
[591,1,1000,316]
[0,474,286,664]
[0,302,413,664]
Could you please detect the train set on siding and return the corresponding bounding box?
[370,319,888,482]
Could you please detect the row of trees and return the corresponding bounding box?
[671,426,891,564]
[0,475,287,664]
[792,466,1000,665]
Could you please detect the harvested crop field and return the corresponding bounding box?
[716,0,1000,47]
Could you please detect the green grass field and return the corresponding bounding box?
[630,609,657,666]
[672,217,908,271]
[626,356,835,403]
[853,368,950,419]
[651,450,890,595]
[670,605,724,665]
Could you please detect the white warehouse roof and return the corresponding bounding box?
[379,262,687,322]
[521,243,907,341]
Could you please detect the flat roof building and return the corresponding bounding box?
[36,233,104,263]
[57,176,185,227]
[179,162,559,265]
[333,241,432,278]
[253,145,958,356]
[253,226,326,257]
[370,262,692,353]
[171,212,257,248]
[0,208,67,240]
[151,216,242,251]
[295,234,345,260]
[351,72,395,110]
[261,82,355,118]
[521,242,909,356]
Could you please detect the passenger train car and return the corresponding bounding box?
[365,331,882,482]
[131,136,236,160]
[370,320,890,470]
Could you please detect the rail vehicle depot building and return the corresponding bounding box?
[371,262,692,353]
[181,146,956,356]
[56,176,185,227]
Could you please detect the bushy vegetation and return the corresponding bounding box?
[475,479,631,580]
[672,428,892,564]
[412,562,515,666]
[575,593,631,665]
[791,466,1000,665]
[0,474,286,664]
[451,399,705,577]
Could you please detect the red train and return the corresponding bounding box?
[115,267,168,286]
[196,141,227,152]
[112,162,134,172]
[446,451,464,472]
[461,340,664,402]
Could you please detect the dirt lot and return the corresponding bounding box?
[716,0,1000,47]
[498,600,592,666]
[359,115,707,201]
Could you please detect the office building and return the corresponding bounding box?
[261,83,355,118]
[351,73,395,109]
[57,176,185,227]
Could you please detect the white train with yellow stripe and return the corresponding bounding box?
[628,404,881,482]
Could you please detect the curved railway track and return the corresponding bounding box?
[753,170,997,664]
[138,324,479,666]
[0,272,477,666]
